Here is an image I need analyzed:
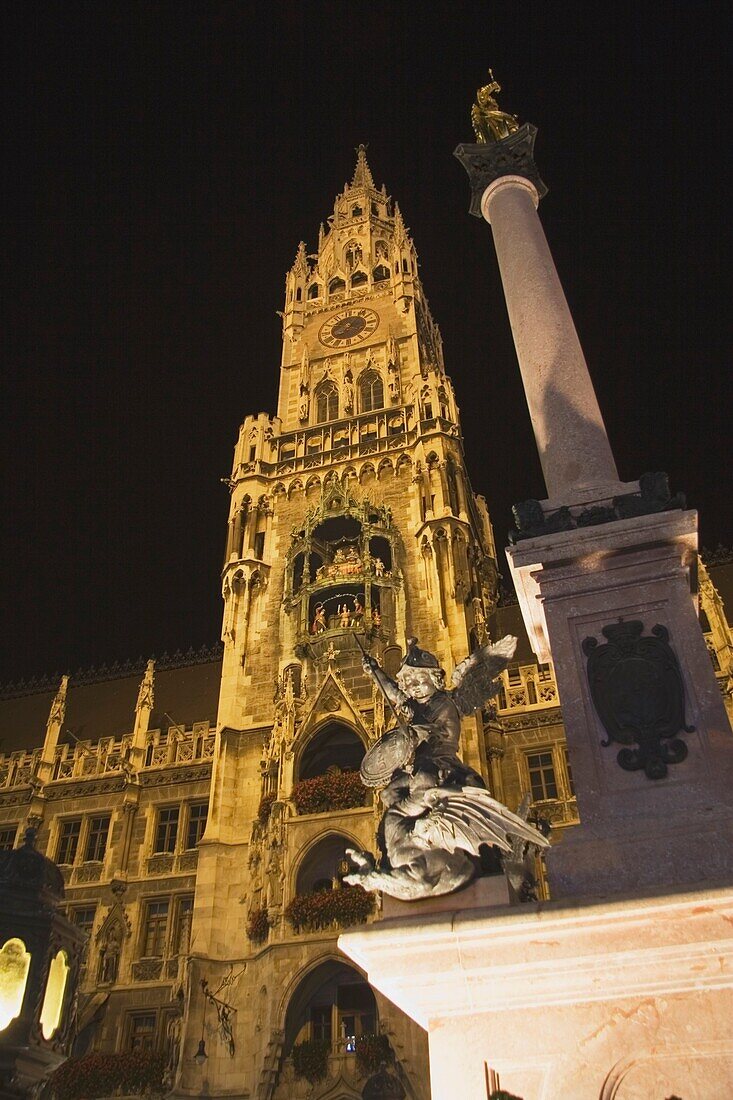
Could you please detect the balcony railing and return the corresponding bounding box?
[496,667,559,713]
[284,885,375,934]
[0,725,216,790]
[145,849,199,876]
[530,797,579,827]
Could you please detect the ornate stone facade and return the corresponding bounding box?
[0,151,730,1100]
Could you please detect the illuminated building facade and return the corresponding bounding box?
[0,150,730,1099]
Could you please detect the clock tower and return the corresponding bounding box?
[182,147,501,1100]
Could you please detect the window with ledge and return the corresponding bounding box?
[0,826,17,851]
[141,900,170,958]
[526,750,558,801]
[254,530,266,559]
[56,819,82,865]
[315,381,339,423]
[307,282,320,299]
[372,263,389,283]
[359,369,384,413]
[350,269,368,288]
[68,906,97,936]
[328,277,346,296]
[127,1012,157,1053]
[185,803,208,850]
[84,815,110,862]
[311,1004,331,1043]
[154,807,179,854]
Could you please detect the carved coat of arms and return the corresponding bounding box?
[582,620,694,780]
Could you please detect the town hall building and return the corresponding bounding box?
[0,149,730,1100]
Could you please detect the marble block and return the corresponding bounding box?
[340,883,733,1100]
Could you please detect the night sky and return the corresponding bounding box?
[1,3,730,683]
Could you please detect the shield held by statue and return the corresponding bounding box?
[360,725,418,788]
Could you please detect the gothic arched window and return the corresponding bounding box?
[315,381,339,423]
[359,370,384,413]
[307,282,320,299]
[328,276,345,295]
[373,263,390,283]
[351,270,367,288]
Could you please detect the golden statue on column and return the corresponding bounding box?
[471,69,519,143]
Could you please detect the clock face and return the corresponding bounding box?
[319,308,379,348]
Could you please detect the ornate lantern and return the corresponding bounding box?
[0,829,85,1098]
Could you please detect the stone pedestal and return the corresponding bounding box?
[507,507,733,898]
[340,883,733,1100]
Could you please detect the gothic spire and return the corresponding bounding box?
[351,144,376,190]
[292,241,308,275]
[393,202,408,246]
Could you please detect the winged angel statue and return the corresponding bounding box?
[345,637,549,901]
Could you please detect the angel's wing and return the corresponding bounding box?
[411,785,549,857]
[450,634,517,715]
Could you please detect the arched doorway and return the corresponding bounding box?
[283,959,377,1058]
[298,723,366,781]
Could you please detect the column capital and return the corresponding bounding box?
[454,123,547,218]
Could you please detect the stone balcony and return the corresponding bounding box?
[0,724,216,791]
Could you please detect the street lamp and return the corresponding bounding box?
[0,829,85,1099]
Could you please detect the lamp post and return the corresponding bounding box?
[0,829,85,1098]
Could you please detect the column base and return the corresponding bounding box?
[506,507,733,899]
[339,882,733,1100]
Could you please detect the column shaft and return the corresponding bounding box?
[483,177,619,501]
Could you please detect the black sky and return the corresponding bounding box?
[1,2,730,683]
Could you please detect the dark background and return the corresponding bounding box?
[1,2,730,682]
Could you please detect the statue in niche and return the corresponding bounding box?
[342,369,354,413]
[339,604,351,629]
[299,344,310,390]
[345,637,549,900]
[298,387,309,423]
[388,369,401,404]
[471,69,519,144]
[311,605,326,634]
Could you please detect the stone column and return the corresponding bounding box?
[456,126,633,510]
[481,175,618,500]
[457,123,733,900]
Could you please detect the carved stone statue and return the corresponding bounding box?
[345,637,549,900]
[343,370,354,413]
[471,70,519,144]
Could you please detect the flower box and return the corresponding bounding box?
[292,770,366,815]
[285,884,374,933]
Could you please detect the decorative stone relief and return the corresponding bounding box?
[583,620,694,780]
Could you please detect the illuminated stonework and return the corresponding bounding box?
[0,148,730,1100]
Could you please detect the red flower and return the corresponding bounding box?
[247,905,270,943]
[292,770,366,815]
[285,884,374,933]
[49,1051,166,1099]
